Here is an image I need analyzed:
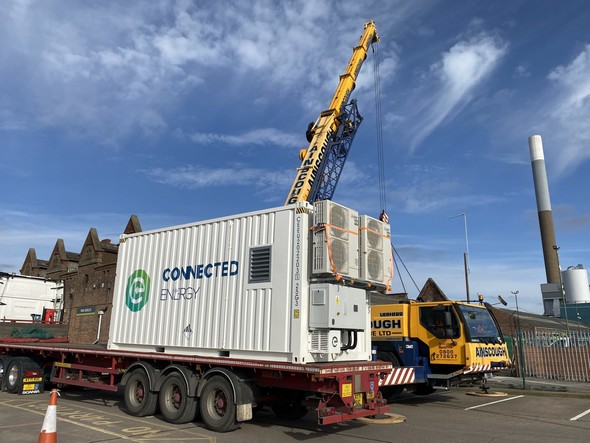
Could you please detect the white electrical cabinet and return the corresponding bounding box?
[309,283,367,330]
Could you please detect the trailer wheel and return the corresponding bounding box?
[377,351,404,399]
[4,357,40,394]
[271,390,308,419]
[0,356,11,389]
[158,373,198,424]
[123,370,158,417]
[200,375,238,432]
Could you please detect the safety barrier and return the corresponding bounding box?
[512,330,590,382]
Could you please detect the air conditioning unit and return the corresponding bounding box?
[359,215,393,286]
[312,200,359,279]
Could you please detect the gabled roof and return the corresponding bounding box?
[49,239,80,263]
[20,248,49,272]
[124,214,142,235]
[79,227,119,265]
[416,278,449,302]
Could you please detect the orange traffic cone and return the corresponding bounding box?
[38,389,59,443]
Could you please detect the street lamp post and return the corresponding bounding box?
[450,212,470,303]
[511,290,526,390]
[552,245,570,335]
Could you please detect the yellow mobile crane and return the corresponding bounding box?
[282,22,509,398]
[285,21,380,205]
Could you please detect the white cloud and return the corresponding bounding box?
[407,32,508,151]
[0,209,128,273]
[391,179,506,215]
[139,110,168,137]
[190,128,301,148]
[545,44,590,175]
[0,1,401,145]
[513,63,531,78]
[143,165,292,191]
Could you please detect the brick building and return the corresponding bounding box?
[45,239,81,280]
[19,215,141,344]
[20,248,49,277]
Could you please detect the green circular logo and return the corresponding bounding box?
[125,269,150,312]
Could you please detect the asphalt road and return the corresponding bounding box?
[1,387,589,442]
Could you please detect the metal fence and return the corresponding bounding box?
[512,329,590,382]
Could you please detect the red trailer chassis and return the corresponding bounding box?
[0,342,390,430]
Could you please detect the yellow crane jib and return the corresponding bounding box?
[285,21,380,205]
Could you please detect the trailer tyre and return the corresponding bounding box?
[200,375,238,432]
[123,370,158,417]
[0,356,11,389]
[159,373,198,424]
[377,351,404,399]
[4,357,39,394]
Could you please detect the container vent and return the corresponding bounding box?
[249,246,272,283]
[310,330,329,353]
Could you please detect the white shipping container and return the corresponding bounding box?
[108,202,372,364]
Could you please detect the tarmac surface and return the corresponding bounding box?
[487,374,590,395]
[2,377,590,442]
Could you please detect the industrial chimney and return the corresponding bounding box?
[528,135,560,283]
[528,135,562,316]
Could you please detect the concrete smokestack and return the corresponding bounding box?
[528,135,560,284]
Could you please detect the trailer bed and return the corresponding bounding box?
[0,341,391,375]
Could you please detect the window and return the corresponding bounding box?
[419,305,461,339]
[457,304,502,343]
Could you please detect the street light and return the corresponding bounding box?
[552,245,570,334]
[449,212,470,303]
[511,290,526,390]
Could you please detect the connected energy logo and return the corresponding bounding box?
[125,269,150,312]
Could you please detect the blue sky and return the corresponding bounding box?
[1,0,589,315]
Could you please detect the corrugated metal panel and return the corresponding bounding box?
[108,205,297,360]
[107,202,375,364]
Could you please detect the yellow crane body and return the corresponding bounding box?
[285,21,379,205]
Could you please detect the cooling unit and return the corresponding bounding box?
[359,215,393,286]
[312,200,359,279]
[309,330,341,354]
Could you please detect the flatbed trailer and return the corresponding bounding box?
[0,341,390,432]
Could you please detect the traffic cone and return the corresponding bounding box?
[38,389,59,443]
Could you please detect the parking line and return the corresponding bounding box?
[570,408,590,421]
[465,395,524,410]
[0,421,43,429]
[1,400,214,442]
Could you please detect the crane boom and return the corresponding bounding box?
[285,21,380,205]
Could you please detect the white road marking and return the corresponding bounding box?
[465,394,525,410]
[570,408,590,421]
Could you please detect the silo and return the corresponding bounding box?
[562,265,590,304]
